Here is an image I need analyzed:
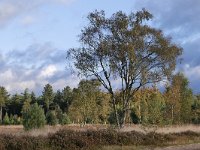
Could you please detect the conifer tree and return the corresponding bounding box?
[42,84,54,113]
[0,87,9,123]
[22,103,46,130]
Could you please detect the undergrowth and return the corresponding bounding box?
[0,129,199,150]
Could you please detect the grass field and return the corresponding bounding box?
[1,124,200,136]
[0,124,200,150]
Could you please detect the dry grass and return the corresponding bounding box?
[0,125,200,150]
[119,124,200,134]
[0,124,108,136]
[156,124,200,134]
[0,124,200,136]
[102,144,200,150]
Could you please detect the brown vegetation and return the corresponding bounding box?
[0,125,199,150]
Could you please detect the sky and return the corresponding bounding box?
[0,0,200,94]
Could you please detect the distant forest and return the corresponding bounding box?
[0,72,199,127]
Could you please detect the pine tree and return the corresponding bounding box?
[147,91,165,125]
[22,103,46,131]
[0,87,9,123]
[42,84,54,113]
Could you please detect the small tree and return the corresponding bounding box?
[60,113,71,125]
[0,87,9,123]
[69,79,101,124]
[22,103,46,131]
[3,113,10,125]
[192,95,200,124]
[147,91,165,125]
[164,73,193,124]
[42,84,54,113]
[46,110,58,126]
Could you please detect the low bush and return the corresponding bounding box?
[3,113,10,125]
[59,113,71,125]
[0,135,48,150]
[0,128,199,149]
[46,110,58,126]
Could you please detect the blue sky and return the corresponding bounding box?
[0,0,200,94]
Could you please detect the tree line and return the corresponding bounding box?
[0,72,199,129]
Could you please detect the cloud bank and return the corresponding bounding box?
[0,42,79,94]
[0,0,200,94]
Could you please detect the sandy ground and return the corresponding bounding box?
[154,143,200,150]
[118,124,200,134]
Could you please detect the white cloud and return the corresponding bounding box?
[14,81,36,91]
[54,0,75,4]
[6,81,36,93]
[0,69,36,93]
[38,65,58,78]
[184,65,200,80]
[181,33,200,45]
[52,79,66,90]
[0,2,19,26]
[0,43,71,94]
[21,16,36,26]
[0,0,75,27]
[0,69,14,82]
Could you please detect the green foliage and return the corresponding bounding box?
[192,95,200,124]
[0,87,9,123]
[0,87,9,107]
[147,92,165,125]
[22,89,31,102]
[165,73,193,124]
[46,111,58,126]
[108,110,124,125]
[69,79,102,124]
[22,100,31,113]
[60,113,71,125]
[7,94,24,117]
[22,103,46,131]
[30,91,37,104]
[130,111,140,124]
[140,95,149,124]
[180,89,193,123]
[3,113,10,125]
[42,84,54,113]
[54,87,73,114]
[9,115,21,125]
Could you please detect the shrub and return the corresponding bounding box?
[3,113,10,125]
[60,113,71,125]
[108,110,123,124]
[9,115,21,125]
[9,115,14,125]
[46,110,58,126]
[130,111,140,124]
[22,103,46,131]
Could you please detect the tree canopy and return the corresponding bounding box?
[67,9,182,127]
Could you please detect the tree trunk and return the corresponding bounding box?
[171,105,174,124]
[111,96,120,128]
[121,110,127,128]
[114,104,120,128]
